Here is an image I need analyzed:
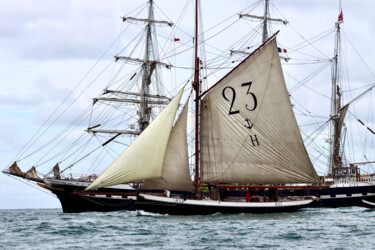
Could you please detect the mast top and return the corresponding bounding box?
[239,0,287,44]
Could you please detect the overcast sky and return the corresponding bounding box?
[1,0,375,209]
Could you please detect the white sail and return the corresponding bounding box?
[200,38,319,184]
[86,87,185,190]
[142,100,193,192]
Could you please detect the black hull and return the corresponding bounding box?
[52,184,375,213]
[41,181,137,213]
[279,185,375,208]
[313,194,375,208]
[53,190,136,213]
[136,194,312,215]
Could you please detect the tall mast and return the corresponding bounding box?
[139,0,154,131]
[194,0,200,194]
[262,0,269,43]
[329,10,343,176]
[91,1,173,137]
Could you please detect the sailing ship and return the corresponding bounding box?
[83,0,321,214]
[85,1,375,213]
[3,0,375,213]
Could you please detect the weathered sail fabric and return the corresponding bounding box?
[337,104,349,140]
[142,100,193,192]
[200,38,319,184]
[52,163,61,179]
[25,167,43,182]
[332,104,349,161]
[8,162,26,177]
[86,87,185,191]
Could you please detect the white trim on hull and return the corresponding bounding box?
[137,193,315,215]
[362,199,375,208]
[139,193,313,208]
[320,193,375,199]
[78,194,137,200]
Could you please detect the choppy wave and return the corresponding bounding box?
[1,207,374,249]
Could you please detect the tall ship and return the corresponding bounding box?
[3,0,375,213]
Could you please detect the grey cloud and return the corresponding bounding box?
[0,0,130,60]
[0,78,71,106]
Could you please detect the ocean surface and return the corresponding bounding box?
[1,207,374,249]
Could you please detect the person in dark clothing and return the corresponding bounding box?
[259,188,265,202]
[269,188,278,202]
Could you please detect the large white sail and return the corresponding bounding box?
[86,87,185,190]
[200,38,319,184]
[142,100,193,192]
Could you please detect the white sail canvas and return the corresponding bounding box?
[200,38,319,184]
[142,100,193,192]
[86,87,185,190]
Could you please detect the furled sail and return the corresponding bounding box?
[142,100,193,192]
[333,103,349,162]
[86,87,185,190]
[200,38,319,184]
[25,167,43,182]
[7,162,26,178]
[337,104,349,141]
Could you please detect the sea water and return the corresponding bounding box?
[0,207,374,249]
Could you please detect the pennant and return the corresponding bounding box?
[336,11,344,24]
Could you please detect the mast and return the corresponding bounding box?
[139,0,154,131]
[92,0,173,136]
[329,10,343,176]
[193,0,200,194]
[262,0,269,43]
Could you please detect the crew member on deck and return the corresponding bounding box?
[269,188,278,202]
[259,188,265,202]
[246,190,252,202]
